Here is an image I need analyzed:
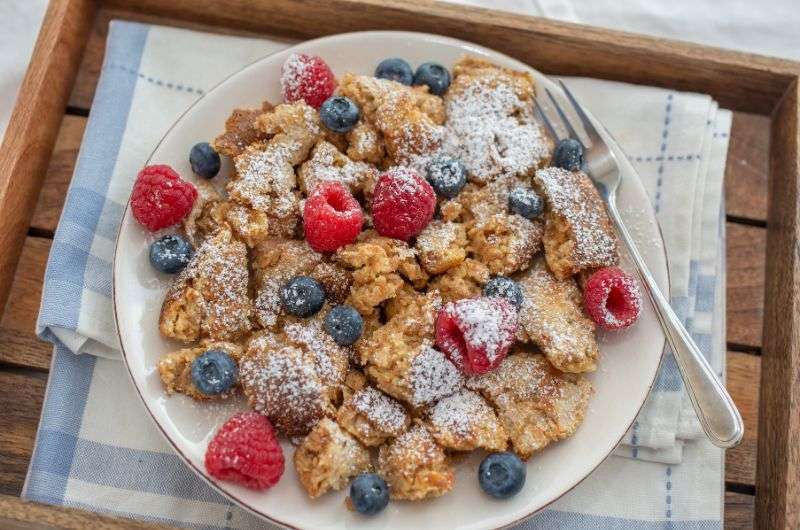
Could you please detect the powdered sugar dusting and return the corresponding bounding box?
[409,343,464,406]
[238,345,324,434]
[449,298,518,362]
[299,140,375,193]
[429,389,488,437]
[351,386,408,433]
[231,141,300,216]
[416,221,460,256]
[280,53,327,101]
[446,75,550,183]
[534,167,618,267]
[284,320,348,387]
[179,230,251,339]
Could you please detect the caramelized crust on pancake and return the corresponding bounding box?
[517,259,599,373]
[294,418,372,498]
[534,167,618,279]
[159,228,252,342]
[467,353,591,459]
[377,423,455,500]
[158,340,243,400]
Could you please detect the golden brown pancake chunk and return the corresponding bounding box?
[159,228,252,343]
[158,340,243,401]
[294,418,372,498]
[425,389,508,452]
[517,259,599,373]
[467,353,591,459]
[534,167,619,279]
[337,386,411,446]
[377,423,455,500]
[415,221,468,275]
[468,213,543,275]
[238,332,335,437]
[428,258,489,303]
[212,100,273,157]
[446,56,552,184]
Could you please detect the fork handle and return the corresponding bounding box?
[606,196,744,448]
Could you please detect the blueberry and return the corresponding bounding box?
[191,349,237,395]
[189,142,221,179]
[324,305,364,346]
[350,473,389,515]
[280,276,325,317]
[478,452,526,499]
[149,234,194,274]
[508,186,544,220]
[483,276,524,308]
[320,96,360,133]
[552,138,584,171]
[425,156,467,199]
[375,58,413,85]
[413,62,451,95]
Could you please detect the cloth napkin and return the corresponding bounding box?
[27,21,728,528]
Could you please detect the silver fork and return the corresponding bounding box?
[535,80,743,448]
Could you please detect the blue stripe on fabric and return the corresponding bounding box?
[36,21,149,340]
[69,438,227,503]
[82,254,113,297]
[526,509,721,529]
[24,344,96,504]
[695,274,716,312]
[94,198,126,241]
[652,294,691,391]
[61,500,227,530]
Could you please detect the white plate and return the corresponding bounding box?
[113,31,668,530]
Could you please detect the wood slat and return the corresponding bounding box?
[757,80,800,530]
[0,495,171,530]
[726,351,760,487]
[0,0,93,323]
[31,116,86,235]
[725,112,770,223]
[0,370,47,496]
[0,237,53,371]
[726,223,766,350]
[725,492,755,529]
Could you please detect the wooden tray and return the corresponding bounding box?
[0,0,796,528]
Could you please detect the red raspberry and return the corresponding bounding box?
[280,53,336,109]
[131,165,197,232]
[371,168,436,241]
[205,412,284,490]
[583,267,642,330]
[303,182,364,252]
[435,297,518,376]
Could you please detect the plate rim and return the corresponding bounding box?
[111,29,670,530]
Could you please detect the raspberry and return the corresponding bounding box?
[371,168,436,241]
[205,412,284,490]
[280,53,336,109]
[131,165,197,232]
[435,297,518,376]
[303,182,364,252]
[583,267,642,330]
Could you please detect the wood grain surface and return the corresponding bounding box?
[756,80,800,530]
[0,0,93,323]
[0,494,169,529]
[3,0,794,527]
[725,113,770,223]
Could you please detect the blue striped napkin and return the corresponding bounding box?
[26,21,729,528]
